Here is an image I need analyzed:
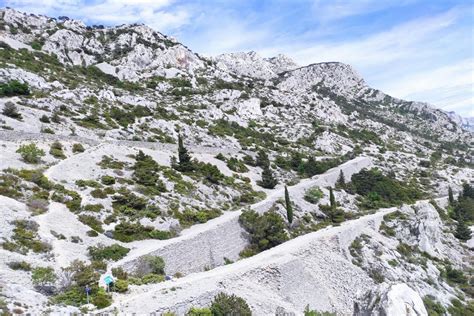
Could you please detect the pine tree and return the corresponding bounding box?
[329,187,336,209]
[175,134,193,172]
[256,150,270,168]
[259,165,277,189]
[448,186,454,205]
[285,186,293,224]
[336,170,346,189]
[454,217,472,241]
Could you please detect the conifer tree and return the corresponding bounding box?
[285,186,293,224]
[448,186,454,205]
[336,170,346,189]
[256,150,270,168]
[175,133,193,172]
[259,165,277,189]
[454,217,472,241]
[329,187,336,209]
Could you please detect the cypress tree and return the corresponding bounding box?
[176,134,193,172]
[285,186,293,224]
[336,170,346,189]
[448,186,454,205]
[329,187,336,209]
[259,165,277,189]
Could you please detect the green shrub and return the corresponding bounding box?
[31,267,56,286]
[304,305,336,316]
[114,279,129,293]
[422,295,445,316]
[92,287,112,308]
[112,267,128,280]
[227,157,249,173]
[87,230,98,237]
[210,292,251,316]
[75,179,102,188]
[16,143,45,164]
[351,168,424,209]
[444,265,467,285]
[27,198,49,215]
[239,210,288,256]
[3,220,51,254]
[51,185,82,212]
[447,299,474,316]
[0,80,29,97]
[83,203,103,212]
[90,188,107,199]
[7,260,32,271]
[187,307,212,316]
[143,255,165,275]
[78,215,104,233]
[174,208,222,227]
[98,155,126,169]
[304,187,323,204]
[49,141,66,159]
[132,151,167,193]
[112,221,173,242]
[88,244,129,261]
[72,143,85,153]
[39,114,50,123]
[101,175,116,185]
[2,101,22,119]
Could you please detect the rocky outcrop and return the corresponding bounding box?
[355,283,428,316]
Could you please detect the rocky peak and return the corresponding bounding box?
[277,61,367,98]
[213,51,298,79]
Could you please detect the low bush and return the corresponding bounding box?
[0,80,30,97]
[101,175,116,185]
[49,141,66,159]
[304,187,323,204]
[75,179,102,188]
[350,168,424,209]
[134,255,165,277]
[210,292,251,316]
[3,220,51,254]
[31,267,56,287]
[174,208,222,227]
[227,157,249,173]
[239,210,288,257]
[114,279,129,293]
[88,244,129,261]
[27,198,49,215]
[78,215,103,233]
[112,221,174,242]
[72,143,85,153]
[187,307,212,316]
[7,260,31,271]
[90,188,107,199]
[83,203,103,212]
[16,143,45,164]
[2,101,22,119]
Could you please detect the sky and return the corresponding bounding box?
[2,0,473,117]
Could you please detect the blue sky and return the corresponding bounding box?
[2,0,473,116]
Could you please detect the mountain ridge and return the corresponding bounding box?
[0,7,473,315]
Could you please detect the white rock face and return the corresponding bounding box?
[355,283,428,316]
[278,62,367,97]
[213,51,298,79]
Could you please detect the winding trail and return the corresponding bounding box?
[112,156,373,275]
[0,130,239,155]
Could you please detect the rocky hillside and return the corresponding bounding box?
[0,8,473,315]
